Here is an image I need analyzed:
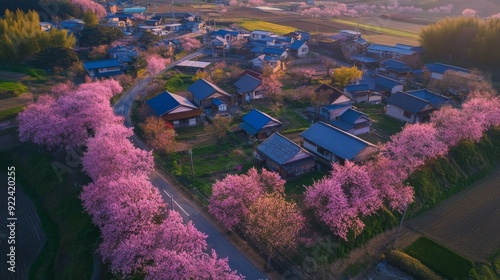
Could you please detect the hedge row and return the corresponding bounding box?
[386,250,443,280]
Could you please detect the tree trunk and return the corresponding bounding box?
[266,255,272,272]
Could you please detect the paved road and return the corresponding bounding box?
[113,57,268,279]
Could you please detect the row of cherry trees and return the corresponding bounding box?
[209,91,500,244]
[18,80,243,279]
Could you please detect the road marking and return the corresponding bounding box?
[162,190,190,217]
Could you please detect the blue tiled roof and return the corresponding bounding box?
[234,74,261,93]
[262,47,286,55]
[380,59,413,72]
[406,89,449,108]
[214,29,238,37]
[289,40,305,50]
[300,122,375,160]
[322,103,351,111]
[92,70,124,77]
[276,37,293,43]
[331,109,367,131]
[146,91,197,116]
[297,31,311,41]
[240,109,281,135]
[83,59,121,70]
[188,78,230,101]
[345,84,370,92]
[395,43,424,53]
[367,44,415,55]
[375,75,402,90]
[350,55,379,63]
[257,133,303,165]
[386,91,434,113]
[250,46,265,53]
[425,62,470,75]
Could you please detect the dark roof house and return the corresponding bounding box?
[188,78,231,108]
[146,91,203,127]
[300,122,376,162]
[331,108,371,135]
[240,109,283,139]
[406,89,449,108]
[385,91,436,123]
[256,133,315,178]
[234,73,263,102]
[374,75,404,94]
[83,59,124,78]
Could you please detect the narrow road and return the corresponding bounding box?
[113,56,268,279]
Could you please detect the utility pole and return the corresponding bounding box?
[188,149,194,178]
[392,203,409,249]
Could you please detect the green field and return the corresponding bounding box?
[239,20,296,35]
[405,236,474,279]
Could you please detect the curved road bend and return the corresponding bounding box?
[113,57,268,280]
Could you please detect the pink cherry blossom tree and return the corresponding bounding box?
[208,172,263,230]
[82,123,154,181]
[146,54,169,77]
[366,154,415,212]
[305,161,381,240]
[382,123,449,175]
[71,0,107,18]
[246,193,305,269]
[261,75,283,101]
[180,37,202,52]
[208,167,284,230]
[462,8,478,17]
[18,80,123,150]
[428,4,453,14]
[305,175,361,240]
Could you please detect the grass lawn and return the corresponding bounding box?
[0,106,24,121]
[285,171,326,195]
[356,104,404,140]
[239,20,296,35]
[0,80,28,97]
[158,132,254,196]
[164,72,194,93]
[404,236,474,280]
[0,144,105,279]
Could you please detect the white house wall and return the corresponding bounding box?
[386,105,415,123]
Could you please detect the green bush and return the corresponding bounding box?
[0,80,28,97]
[404,237,474,280]
[386,250,443,280]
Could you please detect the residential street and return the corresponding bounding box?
[113,55,268,280]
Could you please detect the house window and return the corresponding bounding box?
[189,118,196,126]
[302,47,308,53]
[403,111,412,118]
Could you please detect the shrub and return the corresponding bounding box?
[386,250,443,280]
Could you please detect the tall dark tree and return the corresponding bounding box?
[35,47,79,69]
[78,25,124,47]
